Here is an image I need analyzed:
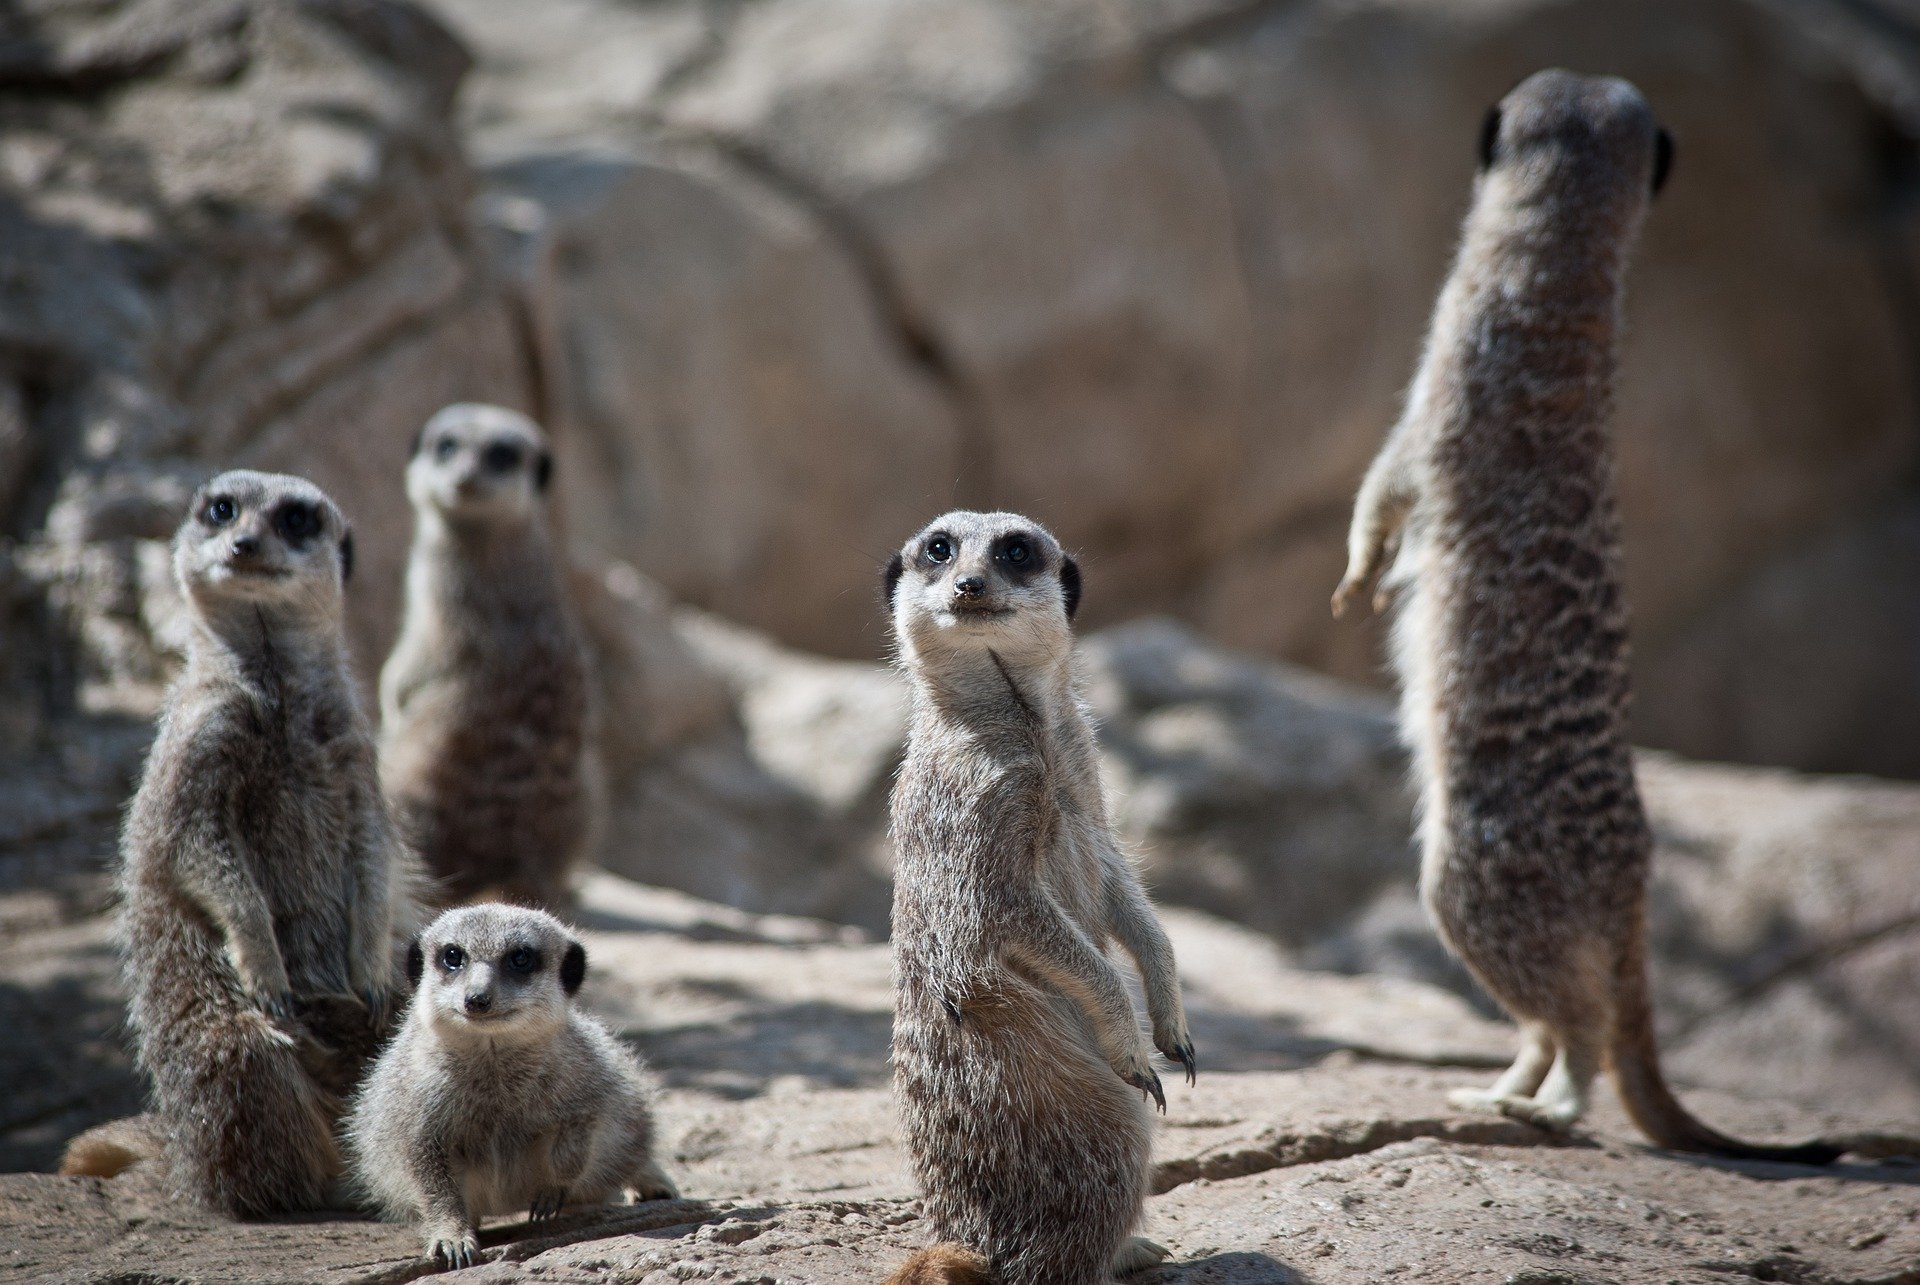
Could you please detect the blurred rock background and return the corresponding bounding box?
[2,0,1919,1182]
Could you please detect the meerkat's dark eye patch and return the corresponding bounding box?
[274,501,319,545]
[560,941,587,995]
[884,552,904,610]
[505,945,541,974]
[434,436,458,462]
[924,535,953,565]
[339,529,354,582]
[439,944,466,972]
[1000,535,1033,566]
[1061,557,1082,620]
[1477,105,1502,171]
[535,451,553,491]
[203,496,237,527]
[1651,127,1674,196]
[482,441,523,474]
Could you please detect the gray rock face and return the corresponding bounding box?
[0,0,539,858]
[429,0,1920,776]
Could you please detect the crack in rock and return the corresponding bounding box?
[1150,1115,1579,1194]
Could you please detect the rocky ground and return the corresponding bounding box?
[5,874,1919,1285]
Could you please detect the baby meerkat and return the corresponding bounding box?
[114,470,417,1214]
[346,903,677,1270]
[1334,71,1839,1163]
[380,403,596,911]
[884,511,1194,1285]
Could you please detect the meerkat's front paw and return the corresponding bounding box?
[1155,1023,1197,1087]
[426,1226,480,1270]
[1113,1236,1171,1276]
[1331,571,1366,618]
[528,1185,570,1223]
[1118,1049,1166,1112]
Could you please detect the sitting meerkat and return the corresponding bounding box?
[1333,70,1842,1163]
[345,903,677,1270]
[380,403,596,911]
[100,470,417,1214]
[884,510,1194,1285]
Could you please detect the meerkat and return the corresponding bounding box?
[883,511,1195,1285]
[1331,71,1844,1164]
[345,903,677,1270]
[111,470,420,1215]
[380,403,596,911]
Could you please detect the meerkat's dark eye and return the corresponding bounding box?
[505,946,540,973]
[925,536,953,564]
[274,502,318,543]
[439,944,466,971]
[434,436,458,462]
[204,496,236,527]
[1003,537,1030,565]
[483,441,523,474]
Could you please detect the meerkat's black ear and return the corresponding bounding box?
[338,528,355,583]
[884,552,904,610]
[560,940,587,995]
[1060,557,1082,621]
[1477,105,1502,171]
[406,938,424,988]
[535,450,553,491]
[1651,127,1674,196]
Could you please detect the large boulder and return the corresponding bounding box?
[0,0,541,859]
[430,0,1920,777]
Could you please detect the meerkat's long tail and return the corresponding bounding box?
[886,1244,993,1284]
[1609,944,1841,1165]
[59,1113,163,1178]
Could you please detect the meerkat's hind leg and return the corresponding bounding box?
[1448,1022,1555,1113]
[1112,1235,1171,1276]
[1494,1034,1599,1133]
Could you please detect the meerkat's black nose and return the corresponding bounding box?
[954,576,985,598]
[230,534,259,557]
[464,990,492,1013]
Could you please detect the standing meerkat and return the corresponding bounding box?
[1332,70,1839,1163]
[884,511,1195,1285]
[112,470,419,1214]
[380,403,596,911]
[346,903,677,1270]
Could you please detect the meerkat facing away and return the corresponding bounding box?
[884,511,1195,1285]
[346,903,677,1269]
[380,403,597,911]
[112,470,419,1214]
[1332,71,1843,1163]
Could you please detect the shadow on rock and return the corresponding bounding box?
[1152,1249,1305,1283]
[631,999,892,1098]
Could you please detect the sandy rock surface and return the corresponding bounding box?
[6,873,1917,1284]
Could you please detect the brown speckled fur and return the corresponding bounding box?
[120,471,422,1216]
[380,405,596,912]
[885,511,1193,1285]
[1335,71,1836,1164]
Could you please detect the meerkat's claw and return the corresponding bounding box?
[1125,1068,1166,1112]
[1331,576,1360,618]
[528,1185,569,1222]
[1175,1041,1197,1086]
[429,1231,480,1270]
[1492,1095,1579,1133]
